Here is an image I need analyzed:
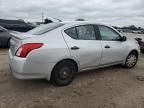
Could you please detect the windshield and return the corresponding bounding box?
[27,23,64,35]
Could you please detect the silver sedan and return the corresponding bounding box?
[9,21,140,86]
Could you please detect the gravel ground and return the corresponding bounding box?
[0,36,144,108]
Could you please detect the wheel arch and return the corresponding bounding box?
[128,49,139,57]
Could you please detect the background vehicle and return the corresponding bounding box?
[9,22,140,86]
[0,19,35,32]
[0,26,13,48]
[135,38,144,53]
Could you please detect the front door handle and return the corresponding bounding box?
[105,45,111,48]
[71,46,80,50]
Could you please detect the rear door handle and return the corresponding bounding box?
[71,46,80,50]
[105,45,111,48]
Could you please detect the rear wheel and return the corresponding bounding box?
[51,60,76,86]
[125,52,138,68]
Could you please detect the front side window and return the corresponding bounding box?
[99,25,121,41]
[65,25,96,40]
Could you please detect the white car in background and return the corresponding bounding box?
[9,21,140,86]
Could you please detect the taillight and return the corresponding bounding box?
[16,43,43,58]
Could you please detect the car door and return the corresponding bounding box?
[98,25,127,65]
[62,24,102,70]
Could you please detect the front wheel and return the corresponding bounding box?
[125,52,138,68]
[51,60,76,86]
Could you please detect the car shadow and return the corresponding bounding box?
[10,65,125,89]
[76,65,125,77]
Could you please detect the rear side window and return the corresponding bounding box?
[76,25,96,40]
[64,27,77,39]
[27,23,64,35]
[64,25,96,40]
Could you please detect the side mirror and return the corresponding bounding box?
[121,36,127,41]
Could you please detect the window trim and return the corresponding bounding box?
[64,24,98,40]
[97,25,122,41]
[93,25,101,40]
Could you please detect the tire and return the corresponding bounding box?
[51,60,76,86]
[125,52,138,68]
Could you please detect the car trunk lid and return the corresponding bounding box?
[10,32,36,40]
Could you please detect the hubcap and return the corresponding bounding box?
[126,54,137,67]
[59,67,71,80]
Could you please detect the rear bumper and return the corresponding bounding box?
[9,50,55,80]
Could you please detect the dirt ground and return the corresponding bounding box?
[0,49,144,108]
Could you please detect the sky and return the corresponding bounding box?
[0,0,144,27]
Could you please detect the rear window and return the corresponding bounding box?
[27,23,64,35]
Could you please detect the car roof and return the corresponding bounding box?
[61,21,103,25]
[0,19,26,25]
[59,21,112,28]
[58,21,113,29]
